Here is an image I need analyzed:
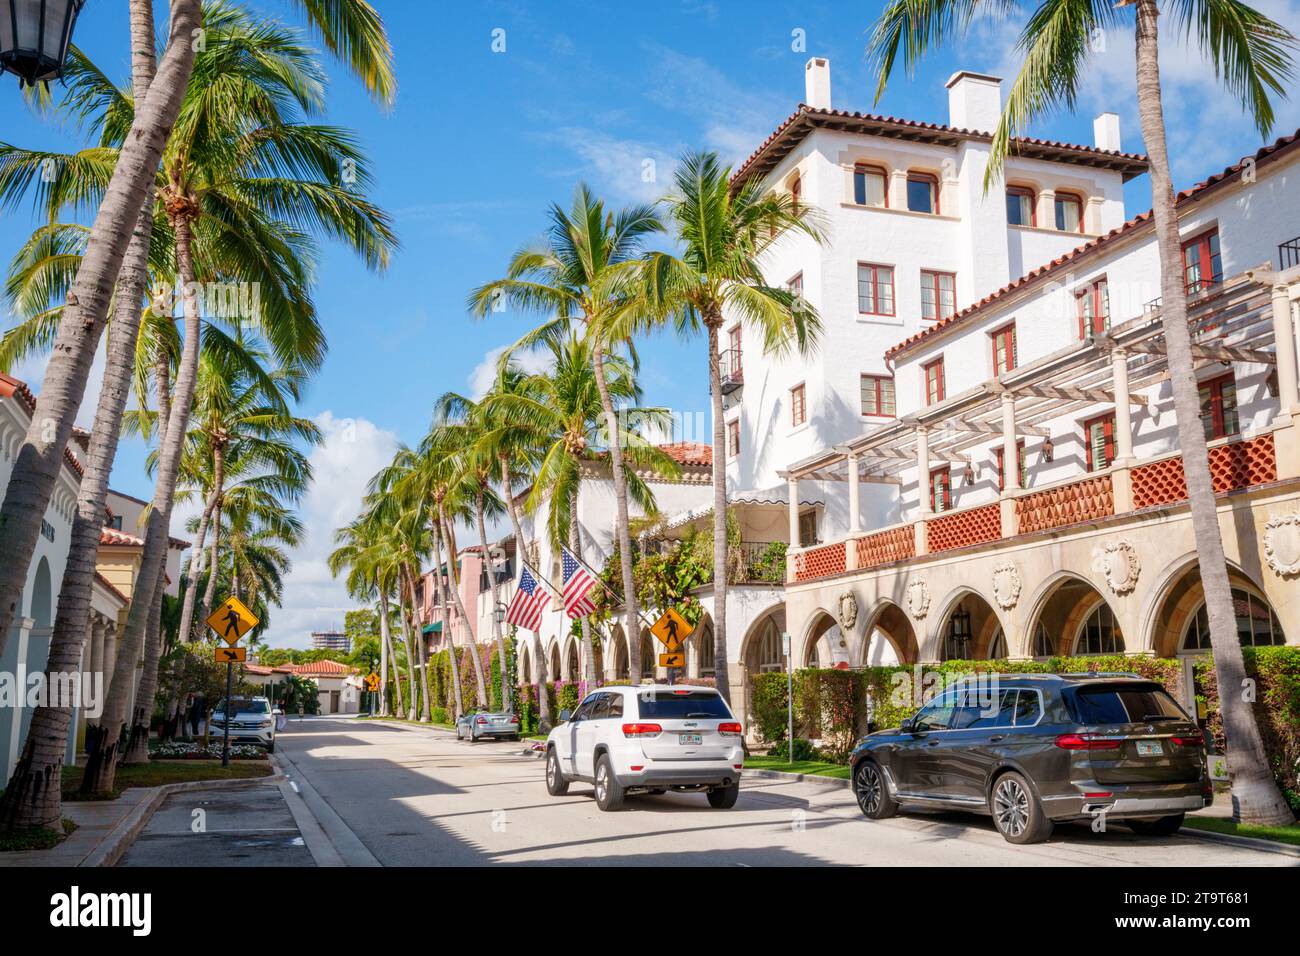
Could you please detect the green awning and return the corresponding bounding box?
[421,621,442,634]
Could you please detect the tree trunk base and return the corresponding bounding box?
[81,724,121,797]
[0,748,62,833]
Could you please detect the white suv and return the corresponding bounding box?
[544,685,744,811]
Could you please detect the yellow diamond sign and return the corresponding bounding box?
[207,596,259,645]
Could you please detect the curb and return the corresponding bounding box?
[81,770,284,868]
[744,767,851,789]
[270,750,380,867]
[1180,823,1300,858]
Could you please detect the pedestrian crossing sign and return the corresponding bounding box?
[207,596,259,645]
[650,608,693,652]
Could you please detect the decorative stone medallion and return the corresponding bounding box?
[1094,539,1141,595]
[992,561,1022,610]
[1263,513,1300,576]
[837,591,859,633]
[906,578,930,620]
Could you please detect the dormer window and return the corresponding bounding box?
[1055,192,1083,232]
[853,164,887,207]
[1006,186,1035,227]
[907,172,938,214]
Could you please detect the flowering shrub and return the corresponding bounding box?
[151,741,267,760]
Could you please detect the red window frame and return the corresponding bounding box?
[1055,192,1083,233]
[727,418,740,458]
[923,358,946,406]
[853,164,888,207]
[790,173,801,207]
[921,270,956,322]
[791,383,807,427]
[1083,413,1116,472]
[1006,186,1036,227]
[1076,279,1110,339]
[857,262,896,316]
[1198,372,1240,441]
[929,466,952,512]
[990,323,1017,378]
[993,440,1027,491]
[1182,229,1222,294]
[860,374,896,417]
[907,172,939,215]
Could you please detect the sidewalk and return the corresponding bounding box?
[0,788,155,868]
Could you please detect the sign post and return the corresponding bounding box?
[206,596,260,768]
[782,631,793,765]
[650,609,693,686]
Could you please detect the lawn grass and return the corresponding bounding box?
[1184,814,1300,848]
[745,754,851,780]
[61,760,273,800]
[0,818,77,853]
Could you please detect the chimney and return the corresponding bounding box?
[945,71,1002,132]
[1093,112,1121,152]
[805,57,831,110]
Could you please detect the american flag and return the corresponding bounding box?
[561,546,598,619]
[505,565,550,632]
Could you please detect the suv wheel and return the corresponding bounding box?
[545,748,569,796]
[991,771,1053,844]
[456,725,464,740]
[593,754,624,811]
[265,740,275,754]
[1127,813,1185,837]
[707,783,740,809]
[853,760,898,819]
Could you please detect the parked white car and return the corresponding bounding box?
[210,696,277,752]
[544,685,744,811]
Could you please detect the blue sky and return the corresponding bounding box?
[3,0,1298,645]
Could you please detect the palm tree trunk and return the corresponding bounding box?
[0,0,203,655]
[395,575,417,721]
[569,486,596,683]
[83,208,205,797]
[123,562,168,764]
[591,340,643,680]
[403,562,432,722]
[433,527,465,718]
[198,491,224,629]
[178,447,223,642]
[441,508,489,705]
[475,489,511,711]
[377,588,390,717]
[1133,0,1293,825]
[378,587,401,717]
[706,321,731,702]
[501,457,551,730]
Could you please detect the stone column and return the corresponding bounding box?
[847,453,861,533]
[888,169,909,210]
[1272,284,1299,417]
[786,476,800,583]
[1036,188,1056,231]
[915,427,931,556]
[1112,348,1134,461]
[1000,391,1020,492]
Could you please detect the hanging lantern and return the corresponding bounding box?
[1041,433,1055,463]
[1,0,86,86]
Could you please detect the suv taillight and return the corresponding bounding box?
[475,716,487,724]
[1055,733,1122,751]
[1171,732,1204,748]
[622,723,662,738]
[717,722,743,736]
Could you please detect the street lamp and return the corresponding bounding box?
[1,1,87,86]
[493,601,508,626]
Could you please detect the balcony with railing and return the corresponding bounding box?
[719,348,744,393]
[1280,236,1300,271]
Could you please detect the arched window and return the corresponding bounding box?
[1183,588,1285,651]
[566,641,579,681]
[789,172,802,207]
[641,631,655,675]
[698,622,716,676]
[1033,623,1054,658]
[943,603,973,660]
[1075,604,1124,655]
[906,171,939,214]
[1055,191,1083,232]
[757,620,783,672]
[988,628,1007,660]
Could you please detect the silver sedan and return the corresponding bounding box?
[455,708,521,742]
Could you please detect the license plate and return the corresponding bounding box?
[1136,740,1164,757]
[679,733,702,746]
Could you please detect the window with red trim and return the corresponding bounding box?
[857,263,895,315]
[1198,373,1239,441]
[993,440,1027,491]
[930,466,952,512]
[728,325,741,355]
[907,172,939,214]
[921,270,956,321]
[990,323,1017,378]
[1083,413,1116,472]
[853,164,887,207]
[860,375,896,417]
[790,173,801,207]
[1006,186,1035,227]
[1055,193,1083,232]
[1076,279,1110,339]
[727,418,740,458]
[1182,229,1222,294]
[791,383,807,427]
[923,358,945,406]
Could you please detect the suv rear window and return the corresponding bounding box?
[636,690,731,719]
[1067,684,1187,725]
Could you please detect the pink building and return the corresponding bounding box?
[414,545,503,656]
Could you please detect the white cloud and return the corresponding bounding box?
[467,342,553,399]
[257,411,399,649]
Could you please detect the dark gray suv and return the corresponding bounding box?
[849,674,1213,844]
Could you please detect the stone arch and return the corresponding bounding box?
[608,624,630,681]
[1025,573,1121,657]
[1146,555,1283,658]
[639,627,655,679]
[563,634,580,681]
[518,643,532,686]
[738,604,788,676]
[549,640,561,682]
[799,608,844,668]
[30,556,52,628]
[930,586,1005,662]
[689,613,716,678]
[857,599,919,665]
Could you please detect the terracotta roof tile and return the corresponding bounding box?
[1,372,85,478]
[657,441,712,467]
[290,660,358,677]
[884,128,1300,361]
[100,527,145,547]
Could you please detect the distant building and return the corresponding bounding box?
[311,631,350,653]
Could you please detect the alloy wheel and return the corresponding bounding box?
[595,764,607,802]
[994,778,1030,837]
[855,763,882,815]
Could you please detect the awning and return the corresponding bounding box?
[421,621,442,634]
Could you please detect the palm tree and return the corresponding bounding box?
[866,0,1296,825]
[645,151,824,704]
[330,517,404,717]
[469,186,664,681]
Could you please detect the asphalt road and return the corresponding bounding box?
[271,715,1294,867]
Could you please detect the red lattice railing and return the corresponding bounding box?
[1131,434,1277,509]
[855,525,915,570]
[794,541,847,582]
[926,503,1002,554]
[1015,474,1114,534]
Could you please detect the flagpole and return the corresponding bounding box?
[565,548,657,630]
